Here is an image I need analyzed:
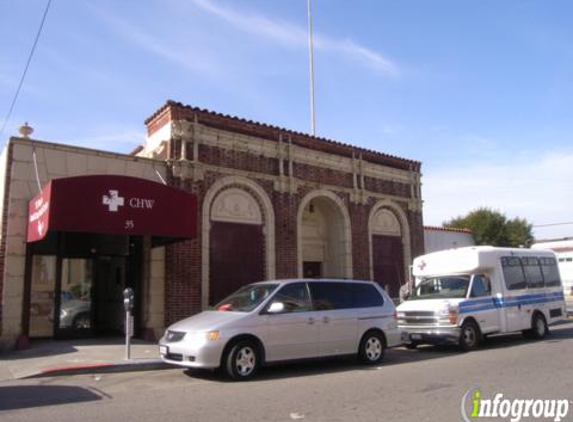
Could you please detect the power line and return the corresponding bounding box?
[533,222,573,228]
[0,0,53,140]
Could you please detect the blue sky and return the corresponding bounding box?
[1,0,572,240]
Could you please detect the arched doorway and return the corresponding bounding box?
[298,191,352,279]
[369,202,411,299]
[202,177,276,308]
[209,188,263,305]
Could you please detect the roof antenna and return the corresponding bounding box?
[19,122,42,192]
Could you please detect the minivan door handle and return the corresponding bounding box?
[322,317,330,324]
[307,317,316,325]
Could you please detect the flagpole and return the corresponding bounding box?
[307,0,316,136]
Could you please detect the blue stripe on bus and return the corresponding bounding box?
[458,292,564,314]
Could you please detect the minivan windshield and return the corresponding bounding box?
[214,283,279,312]
[411,276,470,300]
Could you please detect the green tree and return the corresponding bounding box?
[505,217,534,247]
[443,207,533,247]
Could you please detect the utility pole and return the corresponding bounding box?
[307,0,316,136]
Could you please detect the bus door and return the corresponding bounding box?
[503,291,530,331]
[468,275,501,333]
[500,257,530,331]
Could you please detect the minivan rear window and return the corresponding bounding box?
[309,282,384,310]
[353,283,385,307]
[310,282,352,310]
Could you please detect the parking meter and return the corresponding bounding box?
[123,288,134,359]
[123,287,134,312]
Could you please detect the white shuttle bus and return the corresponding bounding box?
[397,246,566,351]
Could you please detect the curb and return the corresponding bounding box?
[17,360,174,379]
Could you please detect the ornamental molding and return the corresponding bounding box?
[371,208,402,236]
[211,187,262,225]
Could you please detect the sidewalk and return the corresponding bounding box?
[0,338,172,381]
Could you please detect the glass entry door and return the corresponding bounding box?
[29,256,57,337]
[55,257,127,337]
[93,256,126,336]
[27,232,137,340]
[58,258,94,335]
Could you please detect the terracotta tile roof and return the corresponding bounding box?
[130,144,144,155]
[424,225,473,234]
[145,100,421,172]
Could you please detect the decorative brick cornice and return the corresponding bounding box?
[424,225,473,234]
[145,100,421,173]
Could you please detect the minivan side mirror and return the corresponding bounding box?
[266,302,285,314]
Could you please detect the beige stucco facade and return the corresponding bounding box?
[0,138,168,349]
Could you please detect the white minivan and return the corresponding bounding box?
[159,279,400,380]
[397,246,566,351]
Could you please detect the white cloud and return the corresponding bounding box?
[85,3,223,78]
[422,151,573,239]
[319,37,398,75]
[191,0,399,76]
[192,0,307,46]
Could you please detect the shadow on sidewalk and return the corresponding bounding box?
[0,385,105,411]
[2,338,157,361]
[1,342,78,360]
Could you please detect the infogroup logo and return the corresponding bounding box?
[461,387,570,422]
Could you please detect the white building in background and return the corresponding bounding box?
[423,226,475,254]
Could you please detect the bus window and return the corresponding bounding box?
[501,257,526,290]
[470,275,491,298]
[412,276,470,300]
[540,257,561,287]
[523,257,544,288]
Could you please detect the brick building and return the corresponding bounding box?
[0,100,424,350]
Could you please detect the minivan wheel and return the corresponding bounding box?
[224,340,260,381]
[359,331,386,365]
[459,321,480,352]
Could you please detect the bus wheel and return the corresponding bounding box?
[459,321,480,352]
[528,313,548,340]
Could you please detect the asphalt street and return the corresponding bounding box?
[2,321,573,422]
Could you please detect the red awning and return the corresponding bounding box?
[27,175,197,243]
